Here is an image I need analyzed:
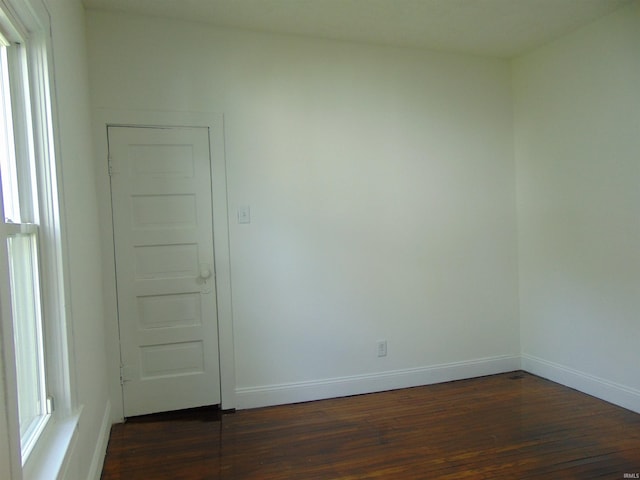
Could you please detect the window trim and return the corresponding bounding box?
[0,0,76,478]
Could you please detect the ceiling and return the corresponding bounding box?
[81,0,632,58]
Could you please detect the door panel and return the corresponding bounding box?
[108,126,220,417]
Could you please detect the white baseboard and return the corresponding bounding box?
[236,355,521,410]
[87,400,112,480]
[522,354,640,414]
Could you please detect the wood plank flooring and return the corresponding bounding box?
[100,372,640,479]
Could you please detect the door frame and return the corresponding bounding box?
[92,109,235,421]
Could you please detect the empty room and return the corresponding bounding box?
[0,0,638,478]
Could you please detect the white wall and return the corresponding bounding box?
[45,0,110,477]
[514,1,640,411]
[86,11,520,408]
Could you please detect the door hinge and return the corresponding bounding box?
[108,156,114,176]
[120,364,133,385]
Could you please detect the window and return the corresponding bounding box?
[1,40,50,459]
[0,0,71,473]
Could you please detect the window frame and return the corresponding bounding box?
[0,0,75,478]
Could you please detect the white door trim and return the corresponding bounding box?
[92,109,235,420]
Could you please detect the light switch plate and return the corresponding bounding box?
[238,205,251,224]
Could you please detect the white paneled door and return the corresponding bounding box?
[108,126,221,417]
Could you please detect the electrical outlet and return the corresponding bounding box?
[377,340,387,357]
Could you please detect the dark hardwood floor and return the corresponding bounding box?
[100,371,640,479]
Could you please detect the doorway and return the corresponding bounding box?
[93,109,236,421]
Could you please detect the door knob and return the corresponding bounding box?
[199,264,212,280]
